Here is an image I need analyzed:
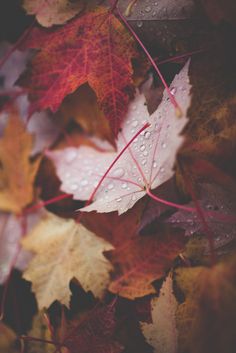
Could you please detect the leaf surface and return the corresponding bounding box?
[0,111,40,213]
[20,7,137,135]
[48,61,191,214]
[141,274,178,353]
[22,212,114,309]
[23,0,101,27]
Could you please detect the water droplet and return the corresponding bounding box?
[171,87,176,95]
[152,11,157,16]
[143,151,148,156]
[65,149,77,163]
[80,179,88,186]
[144,131,151,139]
[70,183,78,191]
[116,198,122,202]
[141,159,147,165]
[161,142,167,148]
[132,105,137,110]
[160,167,165,173]
[145,6,151,12]
[140,145,145,151]
[113,167,125,178]
[108,183,114,190]
[153,162,157,168]
[132,120,138,127]
[121,183,128,189]
[137,21,143,28]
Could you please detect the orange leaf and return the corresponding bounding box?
[0,111,40,214]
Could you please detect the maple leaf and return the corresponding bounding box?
[58,84,114,144]
[140,274,178,353]
[81,202,185,299]
[108,230,185,299]
[56,301,123,353]
[21,212,114,309]
[48,61,191,214]
[19,7,137,136]
[0,110,41,214]
[175,257,236,353]
[166,183,236,248]
[23,0,101,27]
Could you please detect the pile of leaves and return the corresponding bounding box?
[0,1,236,353]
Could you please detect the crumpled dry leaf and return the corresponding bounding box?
[22,212,114,309]
[141,274,178,353]
[0,110,41,214]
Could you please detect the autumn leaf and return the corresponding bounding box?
[23,0,101,27]
[48,61,191,214]
[21,211,113,309]
[81,202,185,299]
[176,257,236,353]
[55,301,123,353]
[25,312,55,353]
[19,7,138,136]
[166,183,236,248]
[140,274,178,353]
[108,230,185,299]
[0,322,18,353]
[0,111,41,214]
[58,84,114,144]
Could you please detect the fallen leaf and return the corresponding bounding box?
[26,312,55,353]
[0,110,41,214]
[0,322,18,353]
[56,301,123,353]
[22,211,114,309]
[108,230,185,299]
[19,7,138,136]
[48,61,191,214]
[141,274,178,353]
[58,84,114,144]
[166,183,236,249]
[23,0,101,27]
[176,257,236,353]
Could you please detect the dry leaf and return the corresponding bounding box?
[22,212,113,309]
[141,274,178,353]
[0,111,40,214]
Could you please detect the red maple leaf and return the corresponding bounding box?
[19,7,138,136]
[57,301,123,353]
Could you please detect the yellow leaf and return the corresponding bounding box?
[23,0,101,27]
[141,274,178,353]
[22,212,114,309]
[0,111,40,214]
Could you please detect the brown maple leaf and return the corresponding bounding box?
[81,202,185,299]
[0,110,41,214]
[19,7,138,136]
